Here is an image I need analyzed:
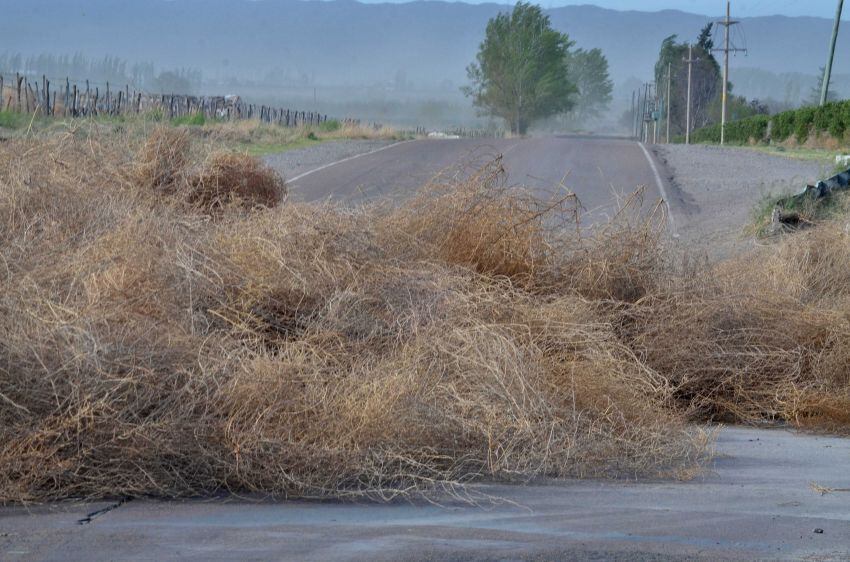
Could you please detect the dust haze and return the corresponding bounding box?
[2,0,848,132]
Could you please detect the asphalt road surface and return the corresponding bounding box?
[3,427,849,561]
[287,135,671,229]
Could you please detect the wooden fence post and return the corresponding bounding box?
[26,80,33,113]
[16,73,22,112]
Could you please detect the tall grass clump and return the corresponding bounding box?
[0,110,31,130]
[171,112,207,127]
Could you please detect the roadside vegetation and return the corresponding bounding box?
[0,109,402,156]
[744,145,837,165]
[692,99,850,150]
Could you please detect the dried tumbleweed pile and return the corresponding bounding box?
[0,126,846,503]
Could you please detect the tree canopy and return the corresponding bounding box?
[653,33,721,137]
[464,2,577,134]
[565,48,613,126]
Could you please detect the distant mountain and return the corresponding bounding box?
[0,1,846,109]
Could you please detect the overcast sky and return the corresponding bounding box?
[359,0,844,19]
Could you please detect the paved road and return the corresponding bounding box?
[3,427,849,561]
[288,135,670,227]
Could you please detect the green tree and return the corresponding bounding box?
[808,66,839,106]
[565,48,613,125]
[654,33,721,137]
[463,2,576,134]
[696,23,715,53]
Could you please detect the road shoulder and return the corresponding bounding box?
[652,144,828,258]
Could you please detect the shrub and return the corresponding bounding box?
[691,99,850,146]
[771,109,796,142]
[171,112,206,127]
[0,110,30,130]
[318,119,341,133]
[732,114,769,143]
[794,106,817,143]
[692,123,721,144]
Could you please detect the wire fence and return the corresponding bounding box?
[1,72,511,139]
[0,72,348,128]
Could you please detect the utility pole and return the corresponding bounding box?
[631,89,637,139]
[643,83,651,143]
[683,45,698,145]
[651,83,658,144]
[634,87,641,139]
[821,0,844,106]
[713,1,747,145]
[666,62,672,144]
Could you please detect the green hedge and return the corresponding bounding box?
[690,100,850,145]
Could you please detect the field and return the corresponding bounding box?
[1,121,849,503]
[0,106,402,156]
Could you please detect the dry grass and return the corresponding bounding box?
[200,118,401,155]
[618,223,850,428]
[189,152,284,210]
[133,126,285,211]
[0,123,848,504]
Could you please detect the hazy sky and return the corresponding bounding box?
[359,0,844,19]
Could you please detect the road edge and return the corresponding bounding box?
[638,141,678,237]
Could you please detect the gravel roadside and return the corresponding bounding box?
[263,139,396,182]
[653,144,831,257]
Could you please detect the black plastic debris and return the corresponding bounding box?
[771,166,850,231]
